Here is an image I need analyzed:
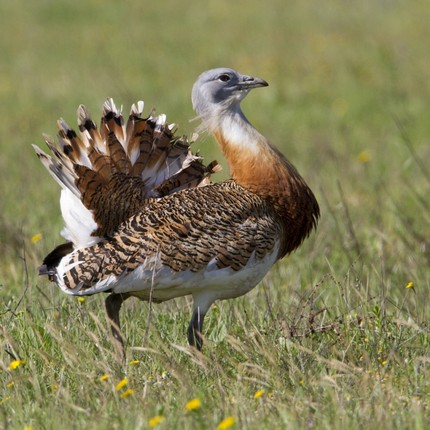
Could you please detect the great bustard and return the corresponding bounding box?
[34,68,319,354]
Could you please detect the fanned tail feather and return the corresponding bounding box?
[34,98,220,248]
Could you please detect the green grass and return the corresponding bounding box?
[1,0,429,428]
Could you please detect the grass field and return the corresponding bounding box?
[1,0,429,429]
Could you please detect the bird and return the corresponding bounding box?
[34,68,319,355]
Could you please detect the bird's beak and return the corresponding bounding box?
[238,75,269,90]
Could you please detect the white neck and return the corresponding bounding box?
[202,105,267,156]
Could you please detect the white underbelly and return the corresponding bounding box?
[74,241,280,304]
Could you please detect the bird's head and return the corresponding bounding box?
[192,68,268,118]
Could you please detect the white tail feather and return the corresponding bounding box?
[60,189,99,247]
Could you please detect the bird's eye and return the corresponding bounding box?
[217,74,231,82]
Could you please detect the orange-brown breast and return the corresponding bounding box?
[214,130,319,258]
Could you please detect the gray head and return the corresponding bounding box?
[192,68,268,118]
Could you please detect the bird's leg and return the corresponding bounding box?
[187,307,206,351]
[105,293,130,359]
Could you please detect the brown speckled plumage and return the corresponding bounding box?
[35,68,319,355]
[62,181,280,290]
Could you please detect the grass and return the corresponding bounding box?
[1,0,429,428]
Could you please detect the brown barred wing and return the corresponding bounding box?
[58,182,281,292]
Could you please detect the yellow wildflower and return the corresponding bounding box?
[31,233,42,244]
[185,398,201,411]
[129,359,140,365]
[6,381,14,389]
[7,359,25,370]
[99,374,110,382]
[115,377,128,391]
[405,281,414,289]
[217,416,235,430]
[120,388,134,399]
[357,150,371,164]
[77,297,85,304]
[254,389,265,399]
[0,396,11,404]
[148,415,165,427]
